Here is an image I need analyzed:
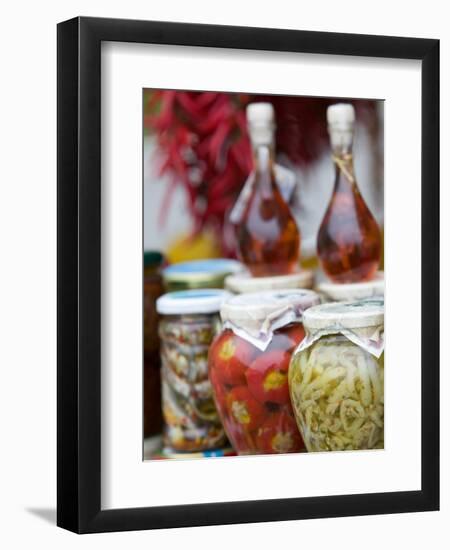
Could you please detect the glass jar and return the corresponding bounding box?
[316,271,384,302]
[143,251,165,437]
[209,290,320,455]
[289,298,384,452]
[156,289,231,452]
[162,259,242,291]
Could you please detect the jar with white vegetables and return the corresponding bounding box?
[289,298,384,452]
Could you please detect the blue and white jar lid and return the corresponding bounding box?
[162,259,242,283]
[156,289,232,315]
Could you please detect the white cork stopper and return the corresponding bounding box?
[246,102,274,125]
[327,103,355,127]
[246,102,275,146]
[327,103,355,150]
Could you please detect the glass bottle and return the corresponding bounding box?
[236,103,300,277]
[317,103,381,283]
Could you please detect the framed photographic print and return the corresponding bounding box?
[57,16,439,533]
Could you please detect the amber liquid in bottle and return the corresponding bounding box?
[236,145,300,276]
[317,150,381,283]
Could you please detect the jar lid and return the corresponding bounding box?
[162,259,242,287]
[225,270,314,293]
[221,290,320,349]
[303,297,384,330]
[317,271,384,301]
[157,289,232,315]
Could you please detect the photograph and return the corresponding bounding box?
[0,0,443,542]
[142,90,385,460]
[54,13,439,534]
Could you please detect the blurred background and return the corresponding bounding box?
[143,90,383,266]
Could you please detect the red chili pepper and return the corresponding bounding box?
[255,410,304,454]
[226,386,266,431]
[210,332,256,387]
[246,350,291,405]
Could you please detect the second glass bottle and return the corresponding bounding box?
[317,103,381,283]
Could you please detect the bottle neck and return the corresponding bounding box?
[330,126,356,190]
[329,122,354,155]
[249,120,275,159]
[251,144,277,198]
[248,120,277,196]
[252,142,275,168]
[332,150,355,188]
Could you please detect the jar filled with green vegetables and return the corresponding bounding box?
[289,298,384,452]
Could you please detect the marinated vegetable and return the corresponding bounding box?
[255,410,304,454]
[157,290,231,452]
[226,386,267,431]
[289,334,384,452]
[209,325,306,455]
[210,331,256,386]
[246,350,291,405]
[209,290,320,455]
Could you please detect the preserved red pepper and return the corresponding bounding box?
[208,290,320,455]
[317,104,381,283]
[210,328,303,454]
[235,103,300,277]
[255,410,304,454]
[245,349,291,405]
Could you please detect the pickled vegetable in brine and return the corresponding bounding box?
[289,335,384,452]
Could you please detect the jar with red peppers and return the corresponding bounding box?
[208,290,320,455]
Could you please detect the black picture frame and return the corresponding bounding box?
[57,16,439,533]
